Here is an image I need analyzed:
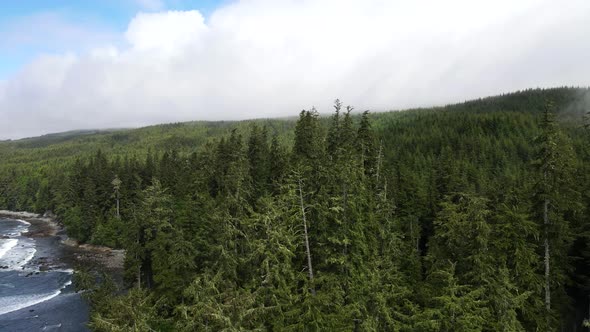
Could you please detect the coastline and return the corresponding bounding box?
[0,211,91,330]
[0,210,125,272]
[0,210,127,330]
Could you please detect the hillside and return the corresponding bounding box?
[1,87,590,330]
[1,87,588,165]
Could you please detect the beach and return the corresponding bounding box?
[0,211,124,331]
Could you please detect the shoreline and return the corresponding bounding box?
[0,211,90,330]
[0,210,125,272]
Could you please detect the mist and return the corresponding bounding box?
[1,0,590,139]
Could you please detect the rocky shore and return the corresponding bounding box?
[0,210,124,272]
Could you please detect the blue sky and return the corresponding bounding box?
[0,0,225,78]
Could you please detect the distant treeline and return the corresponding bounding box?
[1,87,590,331]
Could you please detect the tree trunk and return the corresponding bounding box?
[116,193,120,219]
[376,140,383,184]
[136,234,141,289]
[544,196,551,331]
[298,176,315,295]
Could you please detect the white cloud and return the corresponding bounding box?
[1,0,590,139]
[125,11,207,55]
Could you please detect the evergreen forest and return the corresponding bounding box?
[1,87,590,331]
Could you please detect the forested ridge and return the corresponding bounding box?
[2,87,590,331]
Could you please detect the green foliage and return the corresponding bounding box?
[1,87,590,330]
[89,288,168,332]
[417,261,487,332]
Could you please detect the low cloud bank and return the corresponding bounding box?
[1,0,590,139]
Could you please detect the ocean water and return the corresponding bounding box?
[0,219,36,271]
[0,217,89,331]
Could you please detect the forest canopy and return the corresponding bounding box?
[1,87,590,331]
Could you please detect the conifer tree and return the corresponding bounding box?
[357,110,378,181]
[248,124,270,201]
[417,261,487,332]
[532,101,577,330]
[112,175,122,218]
[269,134,287,193]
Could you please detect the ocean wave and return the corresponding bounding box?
[0,273,73,316]
[2,219,31,237]
[16,219,31,226]
[0,239,18,259]
[0,290,62,316]
[19,247,37,269]
[0,238,36,270]
[51,268,74,275]
[42,323,63,331]
[15,219,31,236]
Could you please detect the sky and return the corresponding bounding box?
[1,0,589,139]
